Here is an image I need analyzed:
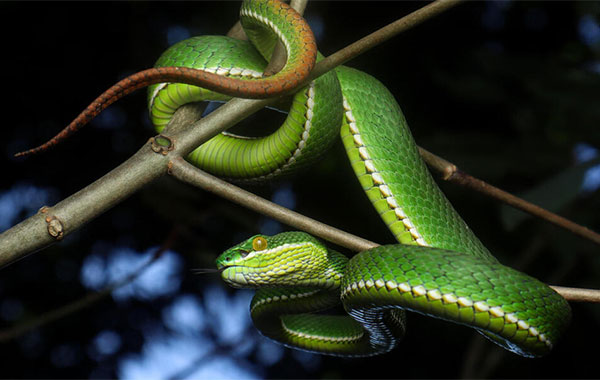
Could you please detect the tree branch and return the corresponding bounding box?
[418,147,600,246]
[307,0,464,82]
[169,156,377,253]
[0,0,461,267]
[0,145,169,267]
[550,286,600,303]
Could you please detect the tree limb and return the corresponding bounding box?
[0,0,463,267]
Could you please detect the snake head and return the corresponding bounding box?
[215,232,338,289]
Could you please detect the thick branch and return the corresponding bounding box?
[0,97,272,268]
[1,0,457,265]
[0,146,168,266]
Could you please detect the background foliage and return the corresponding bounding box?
[1,1,599,378]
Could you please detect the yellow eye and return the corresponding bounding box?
[252,236,268,251]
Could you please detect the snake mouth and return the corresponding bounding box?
[197,261,272,288]
[220,266,251,288]
[219,264,274,288]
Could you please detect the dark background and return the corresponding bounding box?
[1,1,600,378]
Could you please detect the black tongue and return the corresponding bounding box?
[190,268,221,275]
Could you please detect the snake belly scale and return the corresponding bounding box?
[144,0,571,357]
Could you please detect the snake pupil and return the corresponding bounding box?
[252,236,268,251]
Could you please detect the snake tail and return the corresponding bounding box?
[15,0,316,158]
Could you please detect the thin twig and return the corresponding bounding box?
[168,156,600,304]
[307,0,464,82]
[418,147,600,246]
[550,286,600,303]
[169,156,376,252]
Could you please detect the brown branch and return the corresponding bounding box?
[307,0,465,82]
[550,286,600,303]
[169,156,376,253]
[418,147,600,246]
[168,156,600,304]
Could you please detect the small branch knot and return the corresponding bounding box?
[45,216,64,240]
[150,135,175,155]
[442,164,458,181]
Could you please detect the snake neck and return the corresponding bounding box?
[256,242,348,290]
[319,248,348,290]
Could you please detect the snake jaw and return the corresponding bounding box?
[220,263,285,288]
[220,265,251,288]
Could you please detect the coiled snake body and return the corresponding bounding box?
[147,0,571,357]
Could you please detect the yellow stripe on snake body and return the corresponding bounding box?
[148,0,571,358]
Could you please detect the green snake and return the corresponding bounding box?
[152,0,570,357]
[23,0,570,357]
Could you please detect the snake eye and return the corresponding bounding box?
[252,236,268,251]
